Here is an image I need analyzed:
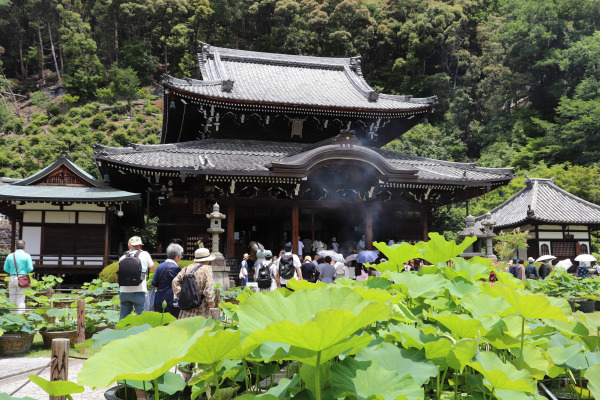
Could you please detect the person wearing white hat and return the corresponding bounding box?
[239,253,249,286]
[172,248,216,319]
[118,236,154,319]
[331,237,339,253]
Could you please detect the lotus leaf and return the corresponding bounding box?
[283,332,374,366]
[467,351,536,393]
[365,277,392,290]
[0,394,36,400]
[417,233,476,266]
[584,363,600,399]
[286,279,327,291]
[300,362,331,393]
[585,350,600,367]
[330,357,424,400]
[424,338,453,367]
[354,343,438,386]
[91,324,153,347]
[382,272,447,299]
[511,345,551,379]
[238,286,391,363]
[373,241,422,271]
[480,284,568,321]
[565,352,589,370]
[184,329,257,363]
[156,371,187,395]
[78,317,214,388]
[260,374,301,398]
[28,376,84,396]
[433,313,489,339]
[484,325,521,349]
[449,258,490,281]
[445,279,481,299]
[542,318,590,337]
[382,323,438,350]
[446,338,478,372]
[115,311,177,329]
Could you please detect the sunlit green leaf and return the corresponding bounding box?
[418,233,477,266]
[468,351,535,393]
[432,313,488,339]
[28,375,84,396]
[115,311,177,329]
[373,241,422,272]
[480,284,569,321]
[382,272,447,298]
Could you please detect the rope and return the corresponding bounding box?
[10,356,56,396]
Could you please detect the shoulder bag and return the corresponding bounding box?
[13,253,31,288]
[145,262,176,312]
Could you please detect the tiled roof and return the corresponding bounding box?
[17,156,103,187]
[94,139,514,184]
[162,43,436,113]
[0,185,140,203]
[476,178,600,228]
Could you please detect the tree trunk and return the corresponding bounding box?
[36,20,46,86]
[47,21,61,80]
[18,31,25,78]
[114,16,119,64]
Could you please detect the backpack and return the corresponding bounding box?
[257,262,273,289]
[178,264,204,310]
[279,254,295,279]
[118,250,143,286]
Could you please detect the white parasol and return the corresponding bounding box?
[555,259,573,270]
[574,254,597,262]
[535,255,556,263]
[317,250,345,263]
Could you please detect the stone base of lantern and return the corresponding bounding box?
[211,252,231,290]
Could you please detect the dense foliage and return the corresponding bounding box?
[1,0,600,235]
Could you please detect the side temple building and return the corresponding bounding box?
[94,42,515,258]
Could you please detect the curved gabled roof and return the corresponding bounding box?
[93,138,514,185]
[476,178,600,228]
[162,43,436,115]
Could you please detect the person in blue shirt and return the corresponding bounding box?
[151,243,183,318]
[3,240,34,312]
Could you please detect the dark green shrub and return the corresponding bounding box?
[111,130,129,146]
[99,262,118,283]
[90,113,107,129]
[134,114,146,123]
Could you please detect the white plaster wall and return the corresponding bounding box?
[16,203,60,211]
[539,232,564,239]
[63,204,104,211]
[45,211,76,223]
[78,212,104,224]
[572,232,589,239]
[23,211,42,223]
[22,226,41,257]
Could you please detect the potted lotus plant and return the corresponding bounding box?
[39,307,78,347]
[0,313,36,355]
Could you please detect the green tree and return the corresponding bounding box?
[494,228,529,261]
[107,65,141,113]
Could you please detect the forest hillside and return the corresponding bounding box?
[1,0,600,238]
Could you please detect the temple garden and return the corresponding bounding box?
[2,234,600,399]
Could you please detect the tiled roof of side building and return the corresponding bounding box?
[94,139,515,184]
[162,43,436,112]
[476,178,600,228]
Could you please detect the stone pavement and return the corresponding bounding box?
[0,356,112,399]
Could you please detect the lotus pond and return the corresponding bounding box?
[6,233,600,400]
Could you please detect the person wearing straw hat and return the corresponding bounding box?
[172,248,216,319]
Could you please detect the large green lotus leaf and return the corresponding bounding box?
[484,325,521,349]
[579,335,600,352]
[350,286,402,304]
[382,272,448,299]
[284,332,374,366]
[565,352,588,370]
[446,338,478,371]
[115,311,177,329]
[468,351,535,393]
[238,286,391,355]
[29,376,84,396]
[183,329,255,364]
[584,363,600,400]
[424,338,453,361]
[390,303,419,323]
[382,323,438,350]
[373,241,422,270]
[542,318,590,337]
[300,362,331,393]
[445,279,481,299]
[547,297,573,317]
[432,313,488,339]
[156,371,186,395]
[330,357,424,400]
[418,233,477,266]
[469,256,494,267]
[0,394,36,400]
[92,324,152,347]
[78,317,214,388]
[502,314,529,337]
[424,297,458,312]
[577,311,600,332]
[364,277,392,290]
[355,343,438,386]
[256,341,291,363]
[460,292,510,319]
[451,258,490,281]
[286,279,327,291]
[494,389,547,400]
[480,284,568,321]
[511,345,551,379]
[417,265,440,276]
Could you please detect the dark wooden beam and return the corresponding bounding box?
[366,208,373,250]
[227,204,235,258]
[292,204,299,254]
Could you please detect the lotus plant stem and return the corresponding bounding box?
[213,364,221,400]
[154,378,159,400]
[124,380,128,400]
[315,351,322,400]
[520,316,525,363]
[454,370,458,400]
[255,364,260,393]
[242,359,250,392]
[142,380,148,399]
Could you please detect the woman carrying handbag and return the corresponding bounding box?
[3,240,34,313]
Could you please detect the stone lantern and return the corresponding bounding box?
[206,202,230,288]
[481,212,497,260]
[457,215,485,258]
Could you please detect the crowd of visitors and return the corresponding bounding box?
[506,256,597,280]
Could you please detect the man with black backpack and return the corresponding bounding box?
[118,236,154,320]
[256,250,280,292]
[275,243,302,288]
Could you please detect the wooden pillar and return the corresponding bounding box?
[10,214,16,251]
[292,204,299,254]
[227,204,235,258]
[103,209,110,267]
[76,299,86,345]
[366,208,373,250]
[421,210,429,242]
[50,338,70,400]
